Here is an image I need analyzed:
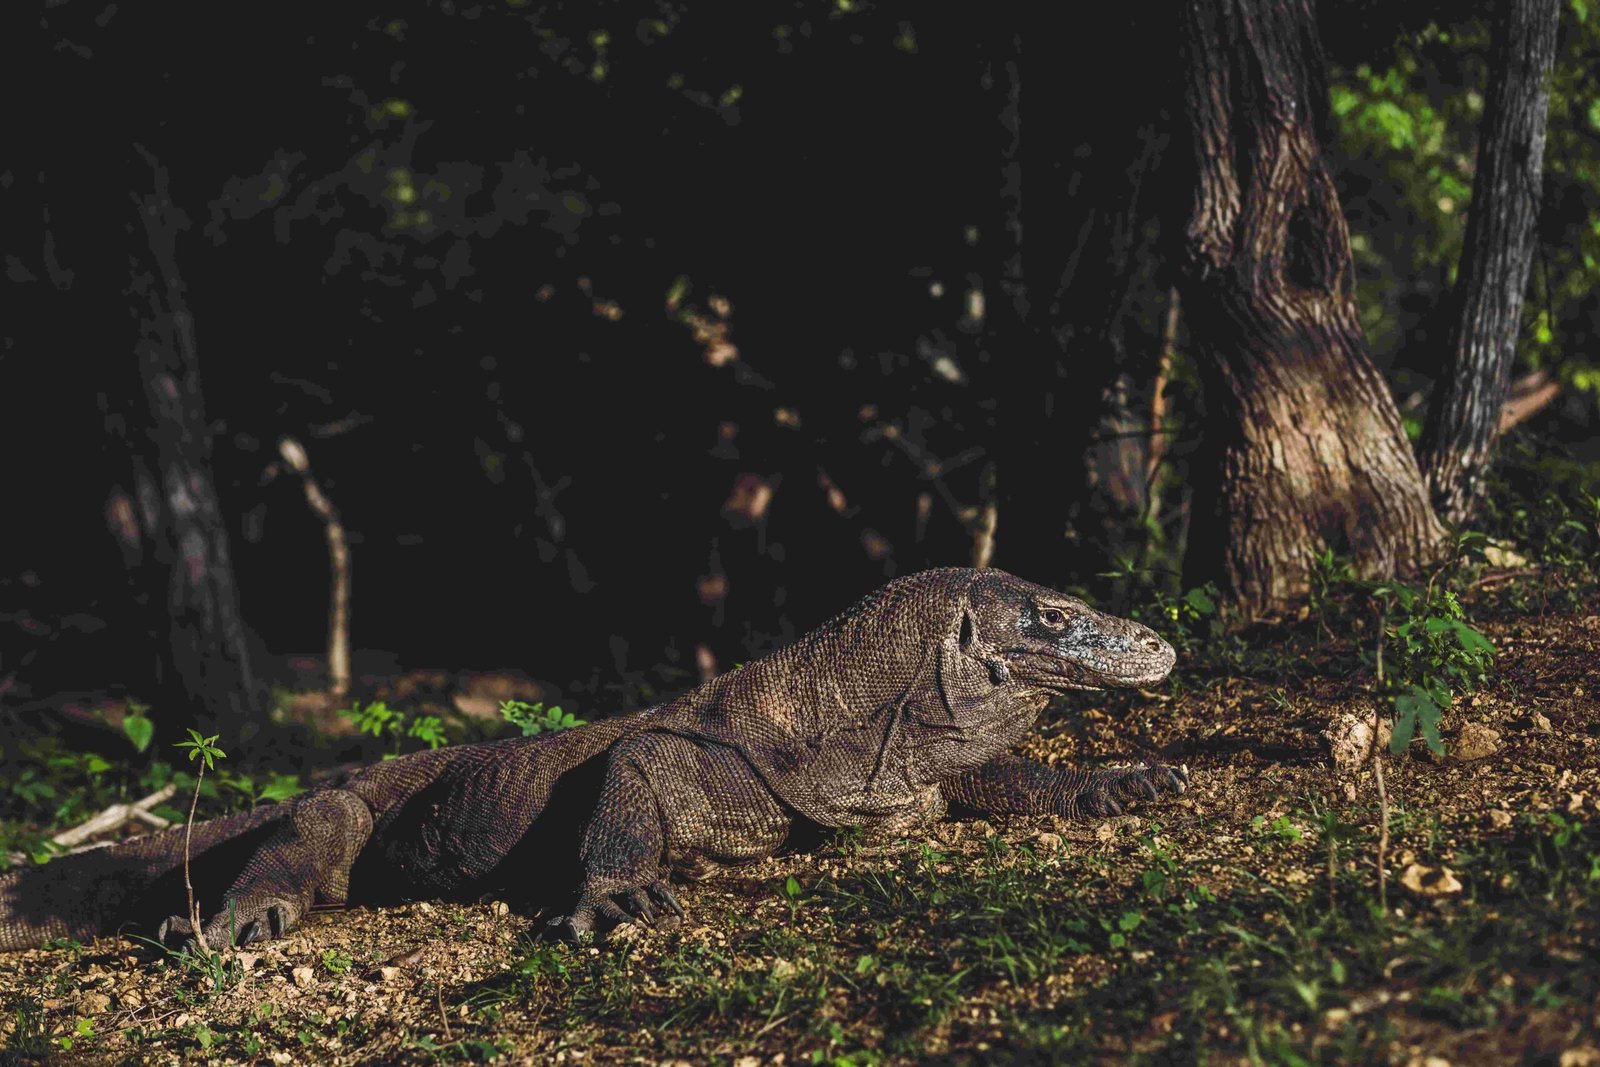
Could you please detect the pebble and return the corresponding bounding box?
[1450,723,1501,761]
[292,966,316,989]
[1399,864,1462,897]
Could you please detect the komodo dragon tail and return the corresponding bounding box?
[0,805,284,951]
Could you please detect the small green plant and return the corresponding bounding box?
[342,701,454,756]
[3,996,51,1060]
[499,700,585,737]
[121,701,154,754]
[407,715,448,749]
[175,729,226,953]
[1370,571,1494,755]
[322,948,355,974]
[780,874,805,920]
[1251,814,1305,846]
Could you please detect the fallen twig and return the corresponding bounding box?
[6,784,177,865]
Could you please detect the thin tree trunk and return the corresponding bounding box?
[1175,0,1447,617]
[1419,0,1561,525]
[125,149,262,722]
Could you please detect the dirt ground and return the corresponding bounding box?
[2,607,1597,1066]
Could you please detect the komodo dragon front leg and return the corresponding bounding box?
[551,732,792,942]
[159,789,372,948]
[942,753,1188,820]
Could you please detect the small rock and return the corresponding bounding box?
[379,966,402,983]
[1561,1047,1600,1067]
[1399,864,1463,897]
[1034,832,1063,855]
[1487,809,1513,829]
[77,991,111,1015]
[1450,723,1501,762]
[1569,792,1590,815]
[490,900,510,918]
[1531,712,1554,734]
[734,1058,761,1067]
[1325,712,1390,772]
[291,965,316,988]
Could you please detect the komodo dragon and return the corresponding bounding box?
[0,567,1185,952]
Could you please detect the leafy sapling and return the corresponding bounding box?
[175,730,226,954]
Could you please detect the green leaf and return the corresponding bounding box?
[1183,588,1216,616]
[256,774,304,804]
[123,714,154,754]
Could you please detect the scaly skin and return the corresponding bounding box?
[0,568,1184,952]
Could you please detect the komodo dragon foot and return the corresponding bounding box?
[547,878,685,944]
[157,895,300,951]
[1071,763,1189,818]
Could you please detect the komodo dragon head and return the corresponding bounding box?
[960,569,1177,693]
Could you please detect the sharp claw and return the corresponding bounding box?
[649,882,686,919]
[626,890,657,925]
[1134,775,1160,802]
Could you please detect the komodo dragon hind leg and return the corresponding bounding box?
[159,789,373,949]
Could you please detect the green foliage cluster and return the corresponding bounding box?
[341,700,449,756]
[1330,3,1600,408]
[498,699,586,737]
[1370,571,1495,755]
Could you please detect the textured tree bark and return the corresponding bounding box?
[123,152,263,722]
[1175,0,1448,616]
[1418,0,1560,525]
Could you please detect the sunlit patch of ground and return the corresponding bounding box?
[2,612,1596,1065]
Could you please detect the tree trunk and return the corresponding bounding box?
[120,152,263,722]
[1418,0,1561,525]
[1175,0,1447,616]
[987,11,1172,589]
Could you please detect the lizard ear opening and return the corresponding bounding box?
[959,609,976,651]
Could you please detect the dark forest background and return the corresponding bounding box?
[5,0,1598,732]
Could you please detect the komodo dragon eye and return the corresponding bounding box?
[1039,607,1066,627]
